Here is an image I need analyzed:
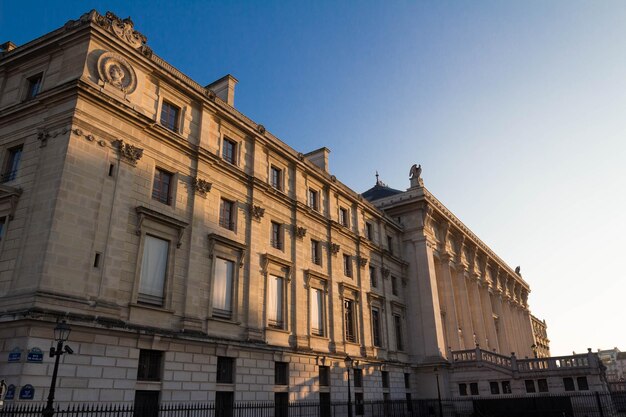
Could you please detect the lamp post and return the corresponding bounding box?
[345,355,353,417]
[42,321,73,417]
[434,367,443,417]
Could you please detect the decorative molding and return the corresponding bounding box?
[192,177,212,197]
[0,185,23,220]
[257,124,266,134]
[115,140,143,166]
[381,267,390,278]
[37,127,69,147]
[97,52,138,94]
[135,206,188,248]
[207,233,246,269]
[295,226,307,239]
[91,11,153,58]
[330,243,340,255]
[358,256,368,268]
[250,204,265,221]
[262,253,293,281]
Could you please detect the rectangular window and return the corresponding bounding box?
[310,288,325,337]
[404,373,411,389]
[387,235,393,254]
[525,379,536,393]
[271,222,282,250]
[391,276,398,295]
[502,380,512,394]
[490,381,500,395]
[369,266,377,288]
[2,145,23,183]
[459,383,468,396]
[311,239,321,265]
[381,371,390,388]
[216,357,234,383]
[320,393,331,417]
[215,392,234,417]
[219,199,235,230]
[354,368,363,388]
[319,365,330,387]
[563,377,575,391]
[160,100,180,132]
[137,349,162,381]
[344,299,356,343]
[275,362,289,385]
[577,376,589,391]
[152,168,173,205]
[343,254,352,277]
[365,222,373,240]
[308,189,319,211]
[134,391,159,417]
[339,207,349,227]
[268,275,284,328]
[222,138,237,164]
[372,307,382,347]
[355,393,364,416]
[270,166,282,190]
[394,314,404,351]
[537,379,548,393]
[470,383,479,395]
[212,258,234,319]
[25,73,43,100]
[138,235,169,306]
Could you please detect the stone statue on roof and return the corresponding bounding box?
[409,164,424,188]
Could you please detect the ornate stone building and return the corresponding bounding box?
[0,9,605,407]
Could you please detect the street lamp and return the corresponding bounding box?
[434,367,443,417]
[42,321,73,417]
[345,355,353,417]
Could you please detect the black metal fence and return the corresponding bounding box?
[1,392,626,417]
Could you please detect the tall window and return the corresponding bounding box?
[369,266,377,288]
[311,239,321,265]
[387,235,393,254]
[138,235,169,306]
[2,145,23,183]
[391,276,398,295]
[160,100,180,131]
[343,254,352,277]
[25,73,42,100]
[220,199,235,230]
[310,288,325,336]
[319,365,330,386]
[213,258,234,319]
[339,207,349,227]
[365,222,373,240]
[353,368,363,388]
[563,377,575,391]
[271,222,282,250]
[152,168,173,205]
[137,349,162,381]
[394,314,404,351]
[344,299,356,343]
[268,275,284,328]
[371,307,382,347]
[381,371,390,388]
[404,373,411,389]
[217,357,234,383]
[275,362,289,385]
[270,166,282,190]
[308,189,319,211]
[222,138,237,164]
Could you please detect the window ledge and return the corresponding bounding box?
[130,302,174,314]
[209,315,241,325]
[266,326,289,334]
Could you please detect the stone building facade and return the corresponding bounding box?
[0,9,605,407]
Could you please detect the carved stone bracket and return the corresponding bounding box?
[257,124,266,134]
[250,204,265,221]
[116,140,143,166]
[295,226,307,239]
[381,267,390,278]
[192,177,212,197]
[330,243,340,255]
[37,127,70,147]
[358,256,368,268]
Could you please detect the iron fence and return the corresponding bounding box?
[1,393,626,417]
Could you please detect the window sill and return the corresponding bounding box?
[266,326,289,334]
[310,334,329,341]
[130,302,174,314]
[209,315,241,325]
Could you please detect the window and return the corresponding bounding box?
[381,371,390,388]
[310,288,325,336]
[391,276,398,295]
[212,258,234,319]
[268,275,284,328]
[215,392,234,417]
[134,391,159,417]
[563,377,575,391]
[394,314,404,351]
[319,366,330,387]
[365,222,373,240]
[525,379,536,393]
[459,383,468,396]
[354,368,363,387]
[490,381,500,395]
[469,383,479,395]
[275,362,289,385]
[387,235,393,254]
[152,168,173,205]
[2,145,23,183]
[371,307,382,347]
[270,222,283,250]
[343,254,352,277]
[537,379,548,393]
[217,357,234,383]
[311,239,321,265]
[137,349,162,381]
[138,235,169,306]
[355,393,364,416]
[219,199,235,230]
[344,299,357,343]
[577,376,589,391]
[160,100,180,132]
[339,207,349,227]
[25,73,42,100]
[502,380,512,394]
[270,166,282,190]
[222,138,237,164]
[369,266,377,288]
[320,393,331,417]
[308,189,319,211]
[275,393,289,417]
[406,393,413,412]
[404,373,411,389]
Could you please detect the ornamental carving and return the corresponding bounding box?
[97,52,137,94]
[381,267,390,278]
[250,205,265,221]
[257,124,266,134]
[192,177,212,197]
[358,256,368,268]
[115,140,143,165]
[330,243,340,255]
[295,226,307,239]
[92,11,152,57]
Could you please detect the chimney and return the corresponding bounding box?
[205,74,238,106]
[304,147,331,173]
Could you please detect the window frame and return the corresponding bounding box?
[137,234,170,306]
[308,188,319,211]
[152,167,174,205]
[216,356,235,384]
[208,234,246,322]
[369,266,377,288]
[1,145,23,183]
[353,368,363,388]
[275,361,289,386]
[371,306,383,348]
[343,254,353,278]
[270,221,283,250]
[160,100,181,132]
[391,276,398,296]
[306,271,328,338]
[319,365,330,387]
[219,198,236,231]
[344,298,357,344]
[339,207,349,227]
[311,239,322,266]
[25,73,43,100]
[222,137,238,165]
[267,273,286,329]
[137,349,163,381]
[381,371,390,388]
[393,313,404,351]
[270,165,283,191]
[365,222,373,241]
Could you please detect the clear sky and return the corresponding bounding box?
[2,1,625,356]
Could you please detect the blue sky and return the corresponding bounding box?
[2,1,625,356]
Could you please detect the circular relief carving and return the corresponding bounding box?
[97,52,137,94]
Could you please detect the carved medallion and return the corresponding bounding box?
[97,52,137,94]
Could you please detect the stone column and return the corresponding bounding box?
[453,264,475,349]
[468,275,487,348]
[479,283,498,352]
[436,255,461,352]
